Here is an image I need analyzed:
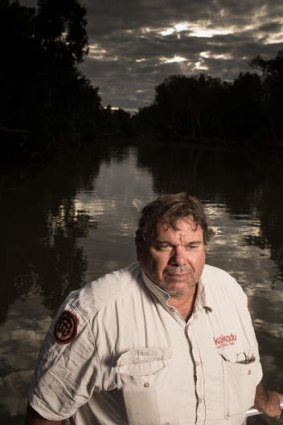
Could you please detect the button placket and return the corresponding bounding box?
[186,321,206,425]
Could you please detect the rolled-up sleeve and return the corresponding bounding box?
[29,302,101,421]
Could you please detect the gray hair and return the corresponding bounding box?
[135,192,213,246]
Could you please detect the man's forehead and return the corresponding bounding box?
[156,217,200,233]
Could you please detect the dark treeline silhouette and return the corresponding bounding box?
[0,141,117,324]
[0,0,132,154]
[0,0,282,155]
[132,50,283,148]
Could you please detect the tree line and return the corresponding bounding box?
[133,51,283,148]
[0,0,131,154]
[0,0,282,154]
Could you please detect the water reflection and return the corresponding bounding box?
[0,142,282,424]
[136,142,283,283]
[74,147,154,281]
[0,144,114,323]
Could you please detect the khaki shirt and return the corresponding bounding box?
[29,262,262,425]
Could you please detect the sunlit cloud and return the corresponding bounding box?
[88,43,107,59]
[189,25,233,38]
[200,51,233,60]
[262,31,283,44]
[159,21,234,38]
[159,55,187,64]
[141,26,153,34]
[157,19,282,42]
[160,27,175,36]
[193,61,209,71]
[88,43,120,62]
[160,21,189,36]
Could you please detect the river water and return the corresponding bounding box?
[0,141,282,424]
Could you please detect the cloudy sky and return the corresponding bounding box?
[22,0,283,112]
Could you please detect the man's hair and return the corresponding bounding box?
[135,192,213,246]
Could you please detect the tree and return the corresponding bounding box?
[0,0,103,152]
[35,0,88,63]
[227,72,264,139]
[132,104,161,137]
[250,50,283,77]
[154,74,227,139]
[0,0,37,128]
[250,50,283,141]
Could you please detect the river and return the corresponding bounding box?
[0,140,282,424]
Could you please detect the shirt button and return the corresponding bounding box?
[247,370,251,375]
[195,361,200,366]
[144,382,150,388]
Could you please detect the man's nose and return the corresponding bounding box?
[169,245,187,266]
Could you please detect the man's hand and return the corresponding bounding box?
[254,382,283,418]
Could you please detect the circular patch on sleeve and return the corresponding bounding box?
[54,310,78,344]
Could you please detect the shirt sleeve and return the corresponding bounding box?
[28,301,101,421]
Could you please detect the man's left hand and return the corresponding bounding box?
[255,383,283,418]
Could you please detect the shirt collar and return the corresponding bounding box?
[141,270,171,308]
[195,277,213,312]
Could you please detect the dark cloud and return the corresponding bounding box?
[19,0,283,111]
[258,21,282,32]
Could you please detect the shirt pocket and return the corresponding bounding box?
[115,347,172,425]
[221,350,262,417]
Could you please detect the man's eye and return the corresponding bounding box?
[185,244,199,250]
[155,243,172,251]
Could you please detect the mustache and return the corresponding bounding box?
[165,266,193,273]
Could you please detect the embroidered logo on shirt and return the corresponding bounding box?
[213,333,237,348]
[54,310,78,344]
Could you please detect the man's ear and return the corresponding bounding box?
[135,243,145,262]
[135,244,142,261]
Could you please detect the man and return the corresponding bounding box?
[27,193,282,425]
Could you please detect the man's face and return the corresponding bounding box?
[137,217,205,297]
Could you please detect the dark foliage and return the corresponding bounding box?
[133,49,283,148]
[0,0,131,154]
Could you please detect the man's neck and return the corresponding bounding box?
[167,284,198,321]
